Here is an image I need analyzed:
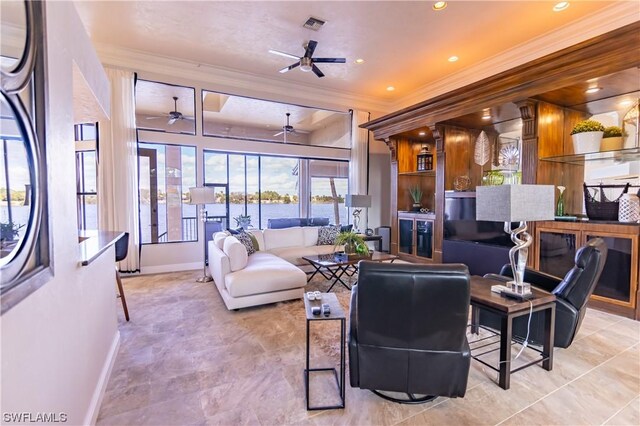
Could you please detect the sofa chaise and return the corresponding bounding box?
[208,226,340,310]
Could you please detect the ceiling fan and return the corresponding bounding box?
[273,112,309,140]
[146,96,194,125]
[269,40,346,78]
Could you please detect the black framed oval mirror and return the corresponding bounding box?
[0,0,35,93]
[0,91,42,287]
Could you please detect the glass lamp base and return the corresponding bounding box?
[196,275,213,283]
[503,280,533,300]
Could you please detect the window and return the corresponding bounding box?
[309,159,349,226]
[204,151,347,229]
[259,156,299,228]
[135,80,196,135]
[74,123,98,230]
[138,142,196,244]
[202,90,351,148]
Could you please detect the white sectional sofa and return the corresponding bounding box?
[208,226,338,310]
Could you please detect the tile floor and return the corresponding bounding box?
[97,271,640,425]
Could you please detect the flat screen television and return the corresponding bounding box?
[444,194,514,248]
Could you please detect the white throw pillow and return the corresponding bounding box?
[263,227,305,250]
[223,236,248,271]
[303,226,319,247]
[213,232,227,250]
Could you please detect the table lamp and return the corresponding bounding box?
[345,194,371,233]
[188,186,217,283]
[476,184,554,299]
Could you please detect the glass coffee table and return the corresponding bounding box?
[302,251,398,292]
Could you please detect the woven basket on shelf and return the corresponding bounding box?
[583,183,630,221]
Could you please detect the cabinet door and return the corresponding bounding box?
[398,218,413,255]
[536,228,580,278]
[586,233,638,308]
[416,220,433,259]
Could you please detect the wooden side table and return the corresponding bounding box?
[303,292,346,410]
[469,275,556,390]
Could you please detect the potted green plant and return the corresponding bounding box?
[570,119,605,154]
[233,214,251,229]
[601,125,624,151]
[409,185,423,211]
[334,231,371,260]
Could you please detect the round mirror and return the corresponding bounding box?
[0,0,28,74]
[0,91,39,275]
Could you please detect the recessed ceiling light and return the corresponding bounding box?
[448,55,459,62]
[585,87,602,94]
[386,86,395,91]
[553,2,570,12]
[619,99,633,107]
[355,58,365,64]
[482,114,491,120]
[433,2,447,11]
[482,109,491,120]
[418,131,426,136]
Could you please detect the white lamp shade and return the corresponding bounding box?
[345,194,372,208]
[188,187,216,205]
[476,185,555,222]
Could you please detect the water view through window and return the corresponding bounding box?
[204,151,348,229]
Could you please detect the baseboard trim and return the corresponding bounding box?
[84,330,120,426]
[140,262,202,275]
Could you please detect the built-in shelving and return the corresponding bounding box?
[540,147,640,165]
[398,170,436,177]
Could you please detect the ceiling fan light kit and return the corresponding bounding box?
[269,39,345,78]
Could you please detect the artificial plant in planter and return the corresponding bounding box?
[233,214,251,229]
[601,126,624,151]
[570,119,605,154]
[334,231,372,260]
[409,185,423,212]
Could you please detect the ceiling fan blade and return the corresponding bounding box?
[312,64,325,78]
[279,62,300,73]
[167,117,177,125]
[183,116,195,122]
[145,116,165,120]
[313,58,346,63]
[304,40,318,58]
[268,49,300,60]
[273,131,284,137]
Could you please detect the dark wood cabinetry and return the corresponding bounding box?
[535,221,639,319]
[363,22,640,319]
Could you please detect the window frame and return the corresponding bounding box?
[137,141,198,245]
[203,149,349,229]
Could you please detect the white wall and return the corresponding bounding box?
[1,3,118,425]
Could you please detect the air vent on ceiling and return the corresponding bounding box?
[303,16,326,31]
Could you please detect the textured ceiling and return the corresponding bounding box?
[74,0,618,103]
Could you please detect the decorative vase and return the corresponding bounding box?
[601,136,624,151]
[571,131,603,154]
[412,202,421,212]
[618,194,640,223]
[556,186,565,217]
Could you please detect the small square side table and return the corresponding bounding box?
[303,292,346,410]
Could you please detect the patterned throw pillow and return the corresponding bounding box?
[235,231,256,256]
[317,225,340,245]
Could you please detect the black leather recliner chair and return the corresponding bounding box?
[479,238,608,348]
[349,262,471,403]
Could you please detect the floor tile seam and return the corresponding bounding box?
[599,395,640,426]
[494,342,640,426]
[390,396,448,425]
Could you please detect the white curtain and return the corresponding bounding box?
[350,110,371,227]
[98,68,140,272]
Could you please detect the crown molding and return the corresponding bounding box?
[393,2,640,111]
[94,43,393,115]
